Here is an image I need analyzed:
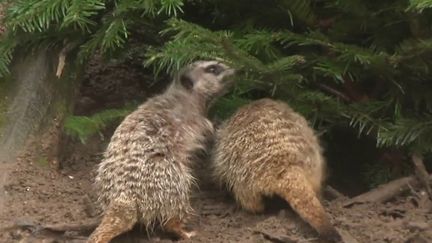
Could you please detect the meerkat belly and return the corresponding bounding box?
[96,153,194,224]
[134,157,194,224]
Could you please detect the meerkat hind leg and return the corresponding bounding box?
[87,201,138,243]
[234,187,265,213]
[164,217,196,240]
[276,168,341,242]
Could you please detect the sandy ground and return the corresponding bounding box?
[0,142,431,243]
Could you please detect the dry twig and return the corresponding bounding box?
[343,174,432,207]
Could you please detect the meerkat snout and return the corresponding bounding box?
[177,60,235,98]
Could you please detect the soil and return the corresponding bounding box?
[0,56,431,243]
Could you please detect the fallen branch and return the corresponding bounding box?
[412,153,432,201]
[343,174,432,208]
[55,40,80,78]
[324,185,346,200]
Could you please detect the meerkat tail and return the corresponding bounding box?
[87,201,138,243]
[275,167,340,241]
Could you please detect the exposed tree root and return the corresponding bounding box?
[343,174,432,208]
[324,186,346,200]
[411,154,432,201]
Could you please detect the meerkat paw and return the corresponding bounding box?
[183,230,197,239]
[164,217,196,240]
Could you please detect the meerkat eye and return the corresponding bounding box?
[204,64,223,75]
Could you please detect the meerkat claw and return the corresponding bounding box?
[184,230,197,239]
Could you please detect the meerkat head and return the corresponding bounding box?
[175,60,235,100]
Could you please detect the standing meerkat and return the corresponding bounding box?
[88,60,235,243]
[212,98,341,242]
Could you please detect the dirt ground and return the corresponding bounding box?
[0,56,431,243]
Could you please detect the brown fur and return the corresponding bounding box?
[212,98,340,242]
[87,60,235,243]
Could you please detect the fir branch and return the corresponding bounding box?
[60,0,105,32]
[158,0,184,16]
[0,35,16,76]
[6,0,71,32]
[235,30,280,60]
[278,0,315,26]
[407,0,432,13]
[265,55,305,73]
[64,107,134,144]
[77,17,128,62]
[145,18,262,74]
[377,116,432,151]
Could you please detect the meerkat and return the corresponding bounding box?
[212,98,341,242]
[87,60,235,243]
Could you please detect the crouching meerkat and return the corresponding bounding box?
[212,98,341,242]
[88,60,235,243]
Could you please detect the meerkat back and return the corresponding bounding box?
[213,98,340,242]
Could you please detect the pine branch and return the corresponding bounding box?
[158,0,184,16]
[0,35,15,76]
[278,0,315,26]
[60,0,105,32]
[64,107,134,144]
[377,115,432,150]
[407,0,432,13]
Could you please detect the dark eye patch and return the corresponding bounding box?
[180,74,194,90]
[204,64,224,75]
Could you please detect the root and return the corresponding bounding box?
[411,153,432,201]
[343,174,432,208]
[324,185,346,200]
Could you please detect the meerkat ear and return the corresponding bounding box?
[180,74,194,90]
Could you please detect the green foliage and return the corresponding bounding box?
[407,0,432,12]
[0,0,186,76]
[377,116,432,152]
[64,107,134,143]
[144,0,432,155]
[0,36,15,76]
[211,96,251,120]
[2,0,432,159]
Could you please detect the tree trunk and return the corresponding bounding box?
[0,47,82,215]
